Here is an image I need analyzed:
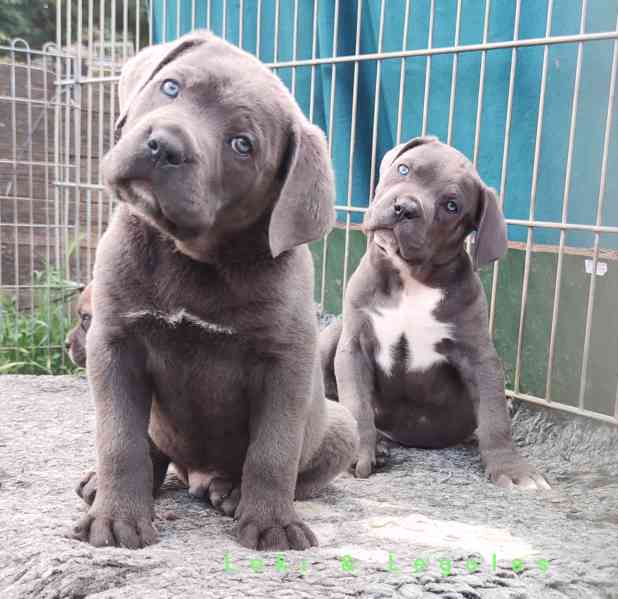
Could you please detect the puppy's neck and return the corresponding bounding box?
[372,243,471,289]
[175,215,274,269]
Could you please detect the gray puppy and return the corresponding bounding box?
[320,137,549,490]
[72,31,358,551]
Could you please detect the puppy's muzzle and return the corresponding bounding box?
[393,196,422,221]
[103,119,194,187]
[364,195,423,232]
[146,128,185,168]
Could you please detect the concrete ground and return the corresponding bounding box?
[0,375,617,598]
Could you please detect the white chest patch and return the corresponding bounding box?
[370,280,453,375]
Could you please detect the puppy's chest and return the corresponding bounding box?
[368,282,454,375]
[125,276,242,338]
[124,306,237,338]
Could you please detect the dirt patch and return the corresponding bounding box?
[1,375,617,598]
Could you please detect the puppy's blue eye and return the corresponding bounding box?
[445,200,458,214]
[398,164,409,176]
[161,79,180,98]
[231,136,253,156]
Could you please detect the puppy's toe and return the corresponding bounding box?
[209,478,234,508]
[75,471,98,505]
[375,439,391,468]
[237,505,318,551]
[89,516,116,547]
[72,511,158,549]
[221,487,241,517]
[489,460,550,491]
[188,470,218,499]
[256,523,318,551]
[513,475,538,490]
[514,472,551,491]
[71,513,94,542]
[354,447,376,478]
[238,521,260,550]
[137,518,159,546]
[534,474,552,490]
[286,521,318,549]
[258,527,290,551]
[112,519,141,549]
[355,458,373,479]
[495,474,514,489]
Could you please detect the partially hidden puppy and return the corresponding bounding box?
[320,136,549,490]
[65,283,93,368]
[72,31,358,551]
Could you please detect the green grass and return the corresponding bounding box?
[0,266,84,375]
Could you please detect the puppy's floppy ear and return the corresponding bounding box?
[378,135,438,181]
[268,122,335,258]
[114,33,207,139]
[472,184,508,269]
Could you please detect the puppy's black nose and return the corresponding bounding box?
[393,196,422,220]
[146,130,183,167]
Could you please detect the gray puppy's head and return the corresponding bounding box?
[363,136,507,269]
[102,31,334,262]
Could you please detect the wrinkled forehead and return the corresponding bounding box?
[395,143,475,187]
[156,42,294,125]
[146,42,298,145]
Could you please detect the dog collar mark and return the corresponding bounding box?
[122,308,236,335]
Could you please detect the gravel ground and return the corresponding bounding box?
[1,374,617,598]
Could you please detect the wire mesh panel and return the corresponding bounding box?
[1,0,616,425]
[0,40,82,373]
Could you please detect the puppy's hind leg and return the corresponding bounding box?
[319,318,342,401]
[295,400,359,500]
[183,469,241,517]
[76,438,171,506]
[151,441,172,494]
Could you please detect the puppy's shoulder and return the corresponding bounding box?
[94,206,160,279]
[441,254,481,300]
[442,258,491,336]
[270,245,315,311]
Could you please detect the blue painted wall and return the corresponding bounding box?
[153,0,617,249]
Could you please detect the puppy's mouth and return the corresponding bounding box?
[372,228,427,262]
[372,229,400,257]
[114,180,194,241]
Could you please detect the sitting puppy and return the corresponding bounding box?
[320,137,549,490]
[65,283,93,368]
[66,283,268,503]
[72,31,358,551]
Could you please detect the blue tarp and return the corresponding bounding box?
[152,0,617,249]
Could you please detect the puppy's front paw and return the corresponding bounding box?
[75,470,98,505]
[354,449,375,478]
[485,450,550,490]
[72,508,158,549]
[236,503,318,550]
[352,439,389,478]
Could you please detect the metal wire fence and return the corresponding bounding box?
[0,0,616,425]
